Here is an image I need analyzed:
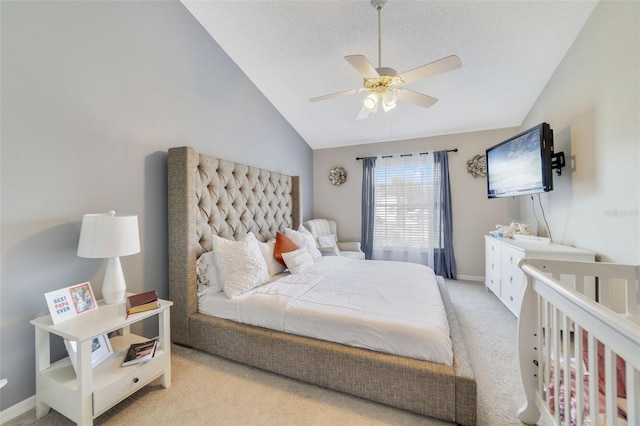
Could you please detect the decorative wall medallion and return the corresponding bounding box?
[329,167,347,186]
[467,154,487,178]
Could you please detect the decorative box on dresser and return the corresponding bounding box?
[485,236,595,317]
[30,295,172,425]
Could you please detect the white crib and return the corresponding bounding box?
[518,259,640,426]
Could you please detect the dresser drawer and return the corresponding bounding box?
[485,238,501,295]
[93,353,167,415]
[501,270,525,315]
[500,246,525,315]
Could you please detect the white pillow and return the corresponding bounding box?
[257,239,286,276]
[212,232,270,298]
[318,234,340,254]
[196,251,223,295]
[284,227,322,261]
[281,248,314,274]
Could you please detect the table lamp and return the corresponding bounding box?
[77,211,140,304]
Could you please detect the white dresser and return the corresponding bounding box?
[485,236,595,317]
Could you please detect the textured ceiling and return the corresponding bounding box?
[182,0,598,150]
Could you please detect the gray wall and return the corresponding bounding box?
[313,128,521,280]
[519,0,639,264]
[0,1,312,410]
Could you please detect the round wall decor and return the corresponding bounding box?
[467,154,487,178]
[329,167,347,186]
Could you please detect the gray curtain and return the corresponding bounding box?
[360,156,376,259]
[433,151,457,279]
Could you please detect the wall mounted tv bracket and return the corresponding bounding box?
[551,152,566,176]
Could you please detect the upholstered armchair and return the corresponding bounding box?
[302,219,365,260]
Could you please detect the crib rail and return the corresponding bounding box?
[517,259,640,426]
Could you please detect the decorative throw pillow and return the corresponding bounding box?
[273,231,300,266]
[196,251,223,295]
[212,232,269,298]
[257,238,286,276]
[281,247,314,274]
[318,234,340,255]
[284,227,323,262]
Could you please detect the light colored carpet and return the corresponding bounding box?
[5,280,529,426]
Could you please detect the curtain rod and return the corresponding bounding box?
[356,148,457,161]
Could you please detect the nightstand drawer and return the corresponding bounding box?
[93,353,166,415]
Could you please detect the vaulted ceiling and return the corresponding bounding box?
[182,0,598,150]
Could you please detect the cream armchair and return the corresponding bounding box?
[302,219,365,260]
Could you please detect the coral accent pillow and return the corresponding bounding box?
[274,231,299,266]
[257,239,286,277]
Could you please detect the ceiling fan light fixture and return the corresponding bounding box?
[364,93,379,112]
[382,90,397,112]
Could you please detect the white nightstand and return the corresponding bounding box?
[30,294,172,425]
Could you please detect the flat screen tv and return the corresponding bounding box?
[486,122,555,199]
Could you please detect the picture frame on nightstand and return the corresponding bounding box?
[64,334,113,374]
[44,281,97,324]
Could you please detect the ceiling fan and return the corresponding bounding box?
[309,0,462,120]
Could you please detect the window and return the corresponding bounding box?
[372,154,439,265]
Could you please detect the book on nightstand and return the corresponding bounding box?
[121,339,158,366]
[126,290,160,319]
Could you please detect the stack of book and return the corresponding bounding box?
[122,339,158,367]
[125,290,160,319]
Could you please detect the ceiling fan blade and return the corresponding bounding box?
[397,89,438,109]
[345,55,380,79]
[355,105,370,120]
[399,55,462,85]
[309,88,364,103]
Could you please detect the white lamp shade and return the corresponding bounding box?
[77,211,140,258]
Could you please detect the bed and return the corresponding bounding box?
[518,259,640,425]
[167,146,476,425]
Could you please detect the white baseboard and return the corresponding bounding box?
[0,395,35,424]
[455,274,485,282]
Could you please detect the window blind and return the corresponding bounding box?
[373,158,441,250]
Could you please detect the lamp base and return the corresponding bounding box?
[102,257,127,304]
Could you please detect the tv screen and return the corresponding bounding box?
[486,123,554,199]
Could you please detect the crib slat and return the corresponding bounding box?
[562,313,571,424]
[543,298,551,404]
[599,282,609,310]
[627,361,639,426]
[574,324,584,426]
[627,268,639,317]
[604,347,616,426]
[588,333,599,426]
[552,306,561,424]
[574,274,585,294]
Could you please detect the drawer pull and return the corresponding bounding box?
[133,378,139,383]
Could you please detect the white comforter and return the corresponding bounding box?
[198,256,453,365]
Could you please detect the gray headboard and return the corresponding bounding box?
[167,146,301,343]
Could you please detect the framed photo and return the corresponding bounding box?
[44,281,97,324]
[64,334,113,374]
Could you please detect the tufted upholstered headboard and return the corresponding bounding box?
[167,146,301,344]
